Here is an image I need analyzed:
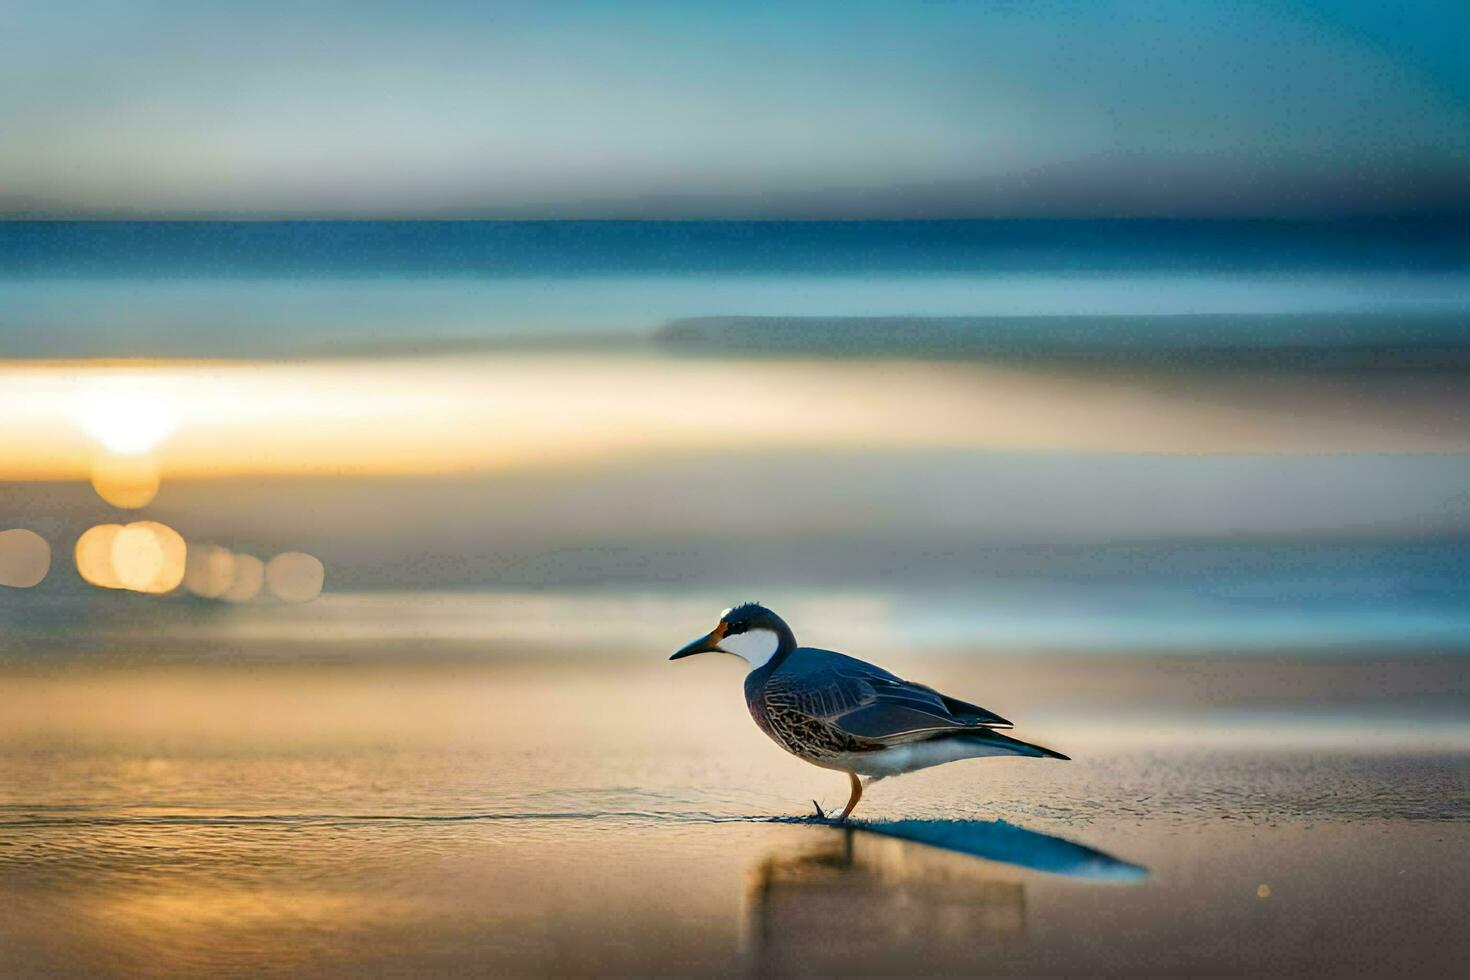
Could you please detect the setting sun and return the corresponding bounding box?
[72,383,177,456]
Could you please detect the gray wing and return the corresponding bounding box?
[770,648,1013,744]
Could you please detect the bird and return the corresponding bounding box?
[670,602,1068,822]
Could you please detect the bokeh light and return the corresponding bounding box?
[139,522,188,594]
[75,524,125,589]
[112,521,186,593]
[184,545,236,599]
[221,554,265,603]
[266,552,326,603]
[76,521,187,593]
[0,528,51,588]
[110,524,163,590]
[90,453,161,509]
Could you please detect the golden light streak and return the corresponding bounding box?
[2,355,1467,485]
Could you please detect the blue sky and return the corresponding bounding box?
[2,1,1468,217]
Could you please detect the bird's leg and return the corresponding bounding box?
[837,772,863,823]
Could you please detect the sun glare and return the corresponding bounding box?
[73,385,178,456]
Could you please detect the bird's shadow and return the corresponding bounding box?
[769,811,1148,882]
[741,812,1145,973]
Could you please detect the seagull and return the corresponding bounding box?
[670,602,1068,821]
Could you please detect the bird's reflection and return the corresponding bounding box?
[742,819,1145,974]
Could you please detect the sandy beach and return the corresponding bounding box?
[2,653,1465,976]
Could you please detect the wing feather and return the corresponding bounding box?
[769,648,1014,745]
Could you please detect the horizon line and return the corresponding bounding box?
[6,213,1470,224]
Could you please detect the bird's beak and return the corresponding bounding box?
[670,622,726,660]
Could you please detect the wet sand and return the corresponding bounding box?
[1,657,1467,976]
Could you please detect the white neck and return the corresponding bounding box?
[720,628,780,669]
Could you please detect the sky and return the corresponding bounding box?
[2,0,1469,217]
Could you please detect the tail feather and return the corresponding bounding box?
[957,728,1070,761]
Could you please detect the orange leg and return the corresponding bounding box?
[838,772,863,822]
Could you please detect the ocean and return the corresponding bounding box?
[3,219,1470,357]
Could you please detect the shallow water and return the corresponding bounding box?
[1,658,1467,976]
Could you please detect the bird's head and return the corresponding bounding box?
[670,602,796,669]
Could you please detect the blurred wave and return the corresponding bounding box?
[3,220,1469,358]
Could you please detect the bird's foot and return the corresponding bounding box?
[810,799,827,821]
